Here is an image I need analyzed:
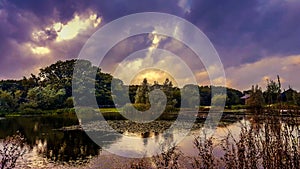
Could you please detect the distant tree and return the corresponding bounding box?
[172,87,181,108]
[111,78,128,106]
[128,85,139,104]
[247,85,264,108]
[0,89,21,113]
[264,75,281,104]
[226,88,243,107]
[23,85,66,110]
[95,69,114,106]
[0,80,23,91]
[135,78,150,104]
[199,86,211,106]
[162,78,177,106]
[211,94,227,108]
[21,74,40,90]
[282,87,298,104]
[181,84,200,108]
[293,92,300,106]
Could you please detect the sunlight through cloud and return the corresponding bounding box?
[28,44,50,55]
[53,13,102,42]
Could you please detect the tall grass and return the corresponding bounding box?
[193,108,300,169]
[130,142,183,169]
[128,108,300,169]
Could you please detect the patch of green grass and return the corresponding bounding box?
[98,108,120,113]
[4,108,76,117]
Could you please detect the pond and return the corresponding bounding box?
[0,111,298,168]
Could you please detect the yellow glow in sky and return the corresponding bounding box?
[30,46,50,55]
[130,69,178,86]
[53,13,102,42]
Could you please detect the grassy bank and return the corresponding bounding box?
[3,108,76,117]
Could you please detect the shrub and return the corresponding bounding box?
[0,132,29,169]
[132,103,150,111]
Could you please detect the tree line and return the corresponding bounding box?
[245,75,300,108]
[0,60,299,114]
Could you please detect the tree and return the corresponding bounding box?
[0,89,21,113]
[39,60,76,98]
[24,85,66,110]
[199,86,211,106]
[226,88,243,107]
[282,87,298,104]
[264,75,281,104]
[161,78,177,106]
[247,85,264,108]
[111,78,128,106]
[181,84,200,108]
[95,69,114,106]
[135,78,150,104]
[293,92,300,106]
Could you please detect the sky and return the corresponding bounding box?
[0,0,300,91]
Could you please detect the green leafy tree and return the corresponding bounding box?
[95,70,114,106]
[24,85,66,110]
[39,60,76,98]
[0,90,20,112]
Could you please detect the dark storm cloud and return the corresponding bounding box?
[86,0,185,22]
[0,1,41,79]
[8,0,90,23]
[186,0,300,66]
[8,0,185,24]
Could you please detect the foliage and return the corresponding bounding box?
[153,143,183,169]
[193,134,219,169]
[0,132,28,169]
[226,88,243,106]
[132,103,151,111]
[264,75,282,104]
[24,85,66,110]
[199,86,211,106]
[246,85,264,108]
[0,90,21,113]
[211,94,227,108]
[181,84,199,108]
[135,78,150,105]
[111,78,128,106]
[192,107,300,169]
[294,92,300,106]
[0,59,299,115]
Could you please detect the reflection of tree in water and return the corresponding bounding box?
[0,116,114,165]
[42,130,100,164]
